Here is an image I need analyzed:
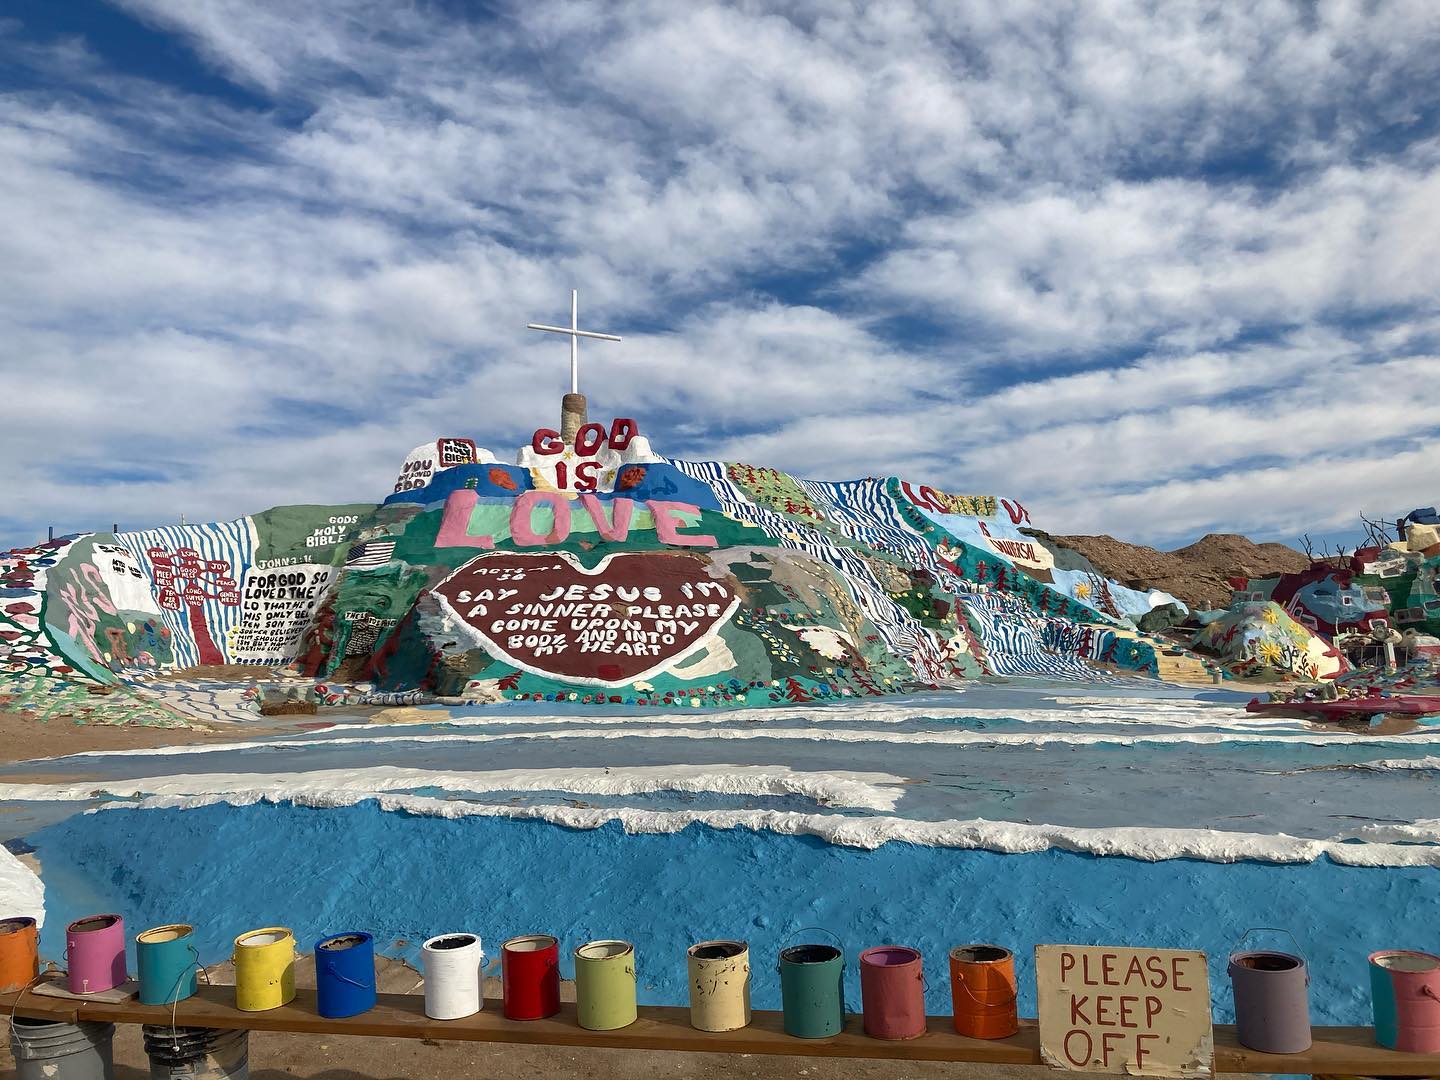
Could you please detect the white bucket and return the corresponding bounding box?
[422,933,484,1020]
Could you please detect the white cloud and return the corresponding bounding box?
[2,1,1439,550]
[859,159,1440,355]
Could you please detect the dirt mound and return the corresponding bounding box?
[1029,531,1310,609]
[1170,534,1313,577]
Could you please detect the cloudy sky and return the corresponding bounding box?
[3,1,1439,550]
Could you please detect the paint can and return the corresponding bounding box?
[142,1024,249,1080]
[1369,949,1440,1053]
[574,940,637,1031]
[949,944,1018,1039]
[136,924,198,1007]
[8,1017,115,1080]
[315,932,376,1019]
[687,940,751,1032]
[232,927,296,1012]
[779,936,845,1039]
[859,945,926,1041]
[0,916,40,993]
[501,934,560,1021]
[65,914,126,995]
[1228,928,1311,1054]
[422,933,484,1020]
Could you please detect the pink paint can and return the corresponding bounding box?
[859,945,926,1041]
[1369,949,1440,1053]
[66,914,127,994]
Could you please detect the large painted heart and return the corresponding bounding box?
[432,550,740,687]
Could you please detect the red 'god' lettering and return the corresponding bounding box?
[530,418,639,457]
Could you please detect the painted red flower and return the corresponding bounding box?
[618,466,645,490]
[489,467,518,491]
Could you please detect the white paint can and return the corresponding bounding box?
[422,933,484,1020]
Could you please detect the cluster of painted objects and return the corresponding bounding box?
[5,914,1440,1061]
[1204,508,1440,683]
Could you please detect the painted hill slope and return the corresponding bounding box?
[2,418,1181,710]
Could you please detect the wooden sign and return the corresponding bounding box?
[1036,945,1213,1079]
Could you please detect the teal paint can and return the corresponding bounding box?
[136,924,198,1006]
[779,941,845,1039]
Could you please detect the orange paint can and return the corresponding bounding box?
[0,916,40,992]
[949,944,1018,1039]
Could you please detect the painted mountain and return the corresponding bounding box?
[2,416,1184,709]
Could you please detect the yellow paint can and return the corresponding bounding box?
[233,927,296,1012]
[687,940,751,1032]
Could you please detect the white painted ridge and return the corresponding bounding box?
[28,723,1440,764]
[89,791,1440,868]
[1349,755,1440,772]
[408,701,1294,731]
[0,764,907,811]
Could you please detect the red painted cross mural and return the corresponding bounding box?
[149,546,241,666]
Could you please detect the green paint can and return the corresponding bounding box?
[779,941,845,1039]
[574,940,637,1031]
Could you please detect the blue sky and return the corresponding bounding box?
[2,1,1438,551]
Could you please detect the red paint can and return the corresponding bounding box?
[502,934,561,1020]
[859,945,926,1041]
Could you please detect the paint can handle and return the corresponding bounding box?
[1422,984,1440,1004]
[954,971,1018,1009]
[1233,927,1304,959]
[782,926,844,953]
[7,972,51,1042]
[167,954,211,1046]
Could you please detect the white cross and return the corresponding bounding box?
[527,289,621,395]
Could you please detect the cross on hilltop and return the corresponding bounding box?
[527,289,622,440]
[527,289,621,396]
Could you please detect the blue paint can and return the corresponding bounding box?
[315,932,377,1019]
[136,924,198,1006]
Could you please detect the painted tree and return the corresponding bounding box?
[782,676,812,702]
[150,546,240,666]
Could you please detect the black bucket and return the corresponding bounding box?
[141,1024,249,1079]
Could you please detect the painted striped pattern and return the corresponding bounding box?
[707,466,1120,682]
[670,461,952,680]
[963,591,1106,680]
[796,478,932,566]
[795,478,956,678]
[116,519,257,668]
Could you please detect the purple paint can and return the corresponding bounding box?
[1228,949,1311,1054]
[859,945,925,1041]
[66,914,127,995]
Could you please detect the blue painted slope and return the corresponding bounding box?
[31,802,1437,1025]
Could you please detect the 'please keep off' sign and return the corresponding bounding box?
[1036,946,1214,1079]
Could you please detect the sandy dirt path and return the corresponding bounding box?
[0,712,280,766]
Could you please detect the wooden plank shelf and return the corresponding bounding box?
[6,980,1440,1074]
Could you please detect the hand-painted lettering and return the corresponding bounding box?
[650,501,717,547]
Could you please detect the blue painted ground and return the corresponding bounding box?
[29,800,1439,1025]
